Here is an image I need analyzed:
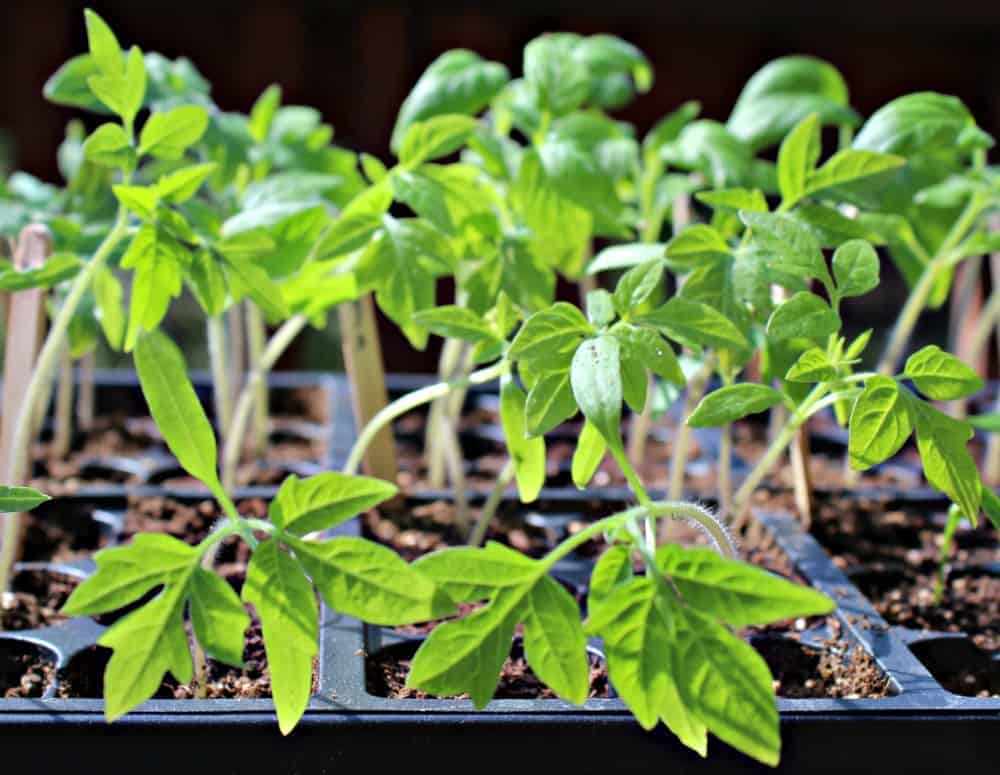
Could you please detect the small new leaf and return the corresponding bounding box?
[688,384,783,428]
[903,345,984,401]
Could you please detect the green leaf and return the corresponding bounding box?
[785,348,836,383]
[138,105,210,159]
[525,371,577,436]
[536,138,628,235]
[727,56,857,151]
[134,331,222,493]
[62,533,197,616]
[657,544,834,627]
[661,120,752,188]
[612,324,685,386]
[832,240,879,299]
[637,297,748,351]
[845,328,874,360]
[269,473,397,535]
[853,93,980,156]
[94,266,125,350]
[740,210,832,293]
[587,243,664,274]
[571,420,606,489]
[848,376,913,469]
[412,305,501,345]
[113,184,159,220]
[695,188,768,214]
[189,568,250,668]
[99,580,194,722]
[968,413,1000,433]
[688,384,783,427]
[391,164,494,236]
[586,289,615,327]
[909,399,981,523]
[672,606,780,767]
[242,541,317,736]
[570,335,623,451]
[500,377,546,502]
[586,544,632,611]
[777,113,820,206]
[0,253,82,291]
[664,225,730,271]
[391,50,509,151]
[249,84,281,143]
[903,345,984,401]
[790,204,887,247]
[806,149,905,195]
[588,578,706,753]
[121,224,186,349]
[524,34,590,116]
[356,216,455,349]
[0,486,49,512]
[522,575,589,705]
[44,55,106,113]
[644,101,700,156]
[415,542,539,602]
[398,114,478,167]
[613,259,664,317]
[767,292,840,341]
[156,163,217,204]
[508,302,592,366]
[406,587,520,707]
[83,123,133,168]
[981,486,1000,530]
[290,536,453,624]
[84,9,124,76]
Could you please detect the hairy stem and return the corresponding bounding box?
[343,362,506,476]
[718,420,732,517]
[425,338,463,488]
[226,303,245,413]
[468,459,515,547]
[206,315,232,436]
[221,314,308,492]
[439,412,469,534]
[245,302,270,458]
[51,345,74,459]
[0,209,128,596]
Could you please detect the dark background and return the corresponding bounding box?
[2,0,998,372]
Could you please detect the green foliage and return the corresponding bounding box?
[0,486,50,512]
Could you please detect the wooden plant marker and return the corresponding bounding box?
[337,294,397,481]
[0,224,52,483]
[789,428,814,529]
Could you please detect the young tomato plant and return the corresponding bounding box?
[61,330,453,732]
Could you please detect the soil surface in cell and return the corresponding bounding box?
[1,570,77,630]
[0,643,55,698]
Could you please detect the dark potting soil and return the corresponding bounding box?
[753,491,998,698]
[0,641,55,698]
[0,570,77,630]
[367,638,612,701]
[20,504,109,563]
[57,620,298,700]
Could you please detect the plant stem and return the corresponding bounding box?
[668,355,715,501]
[468,459,515,547]
[542,500,736,570]
[934,506,962,606]
[439,412,469,534]
[627,371,655,466]
[425,338,463,488]
[951,285,1000,419]
[221,314,308,492]
[878,196,986,376]
[0,208,128,595]
[206,314,232,436]
[730,385,825,525]
[226,303,245,412]
[343,362,506,476]
[51,344,74,459]
[76,350,95,431]
[245,302,269,458]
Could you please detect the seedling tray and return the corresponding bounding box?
[12,368,348,497]
[0,494,995,774]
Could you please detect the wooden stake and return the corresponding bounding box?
[337,295,397,481]
[0,224,51,482]
[790,427,814,529]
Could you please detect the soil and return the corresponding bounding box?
[58,620,292,700]
[0,641,55,698]
[0,570,77,630]
[24,383,330,493]
[367,638,612,700]
[20,503,109,563]
[754,490,999,698]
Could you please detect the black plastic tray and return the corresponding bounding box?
[0,492,996,773]
[19,368,348,498]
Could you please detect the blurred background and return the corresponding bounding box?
[2,0,998,373]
